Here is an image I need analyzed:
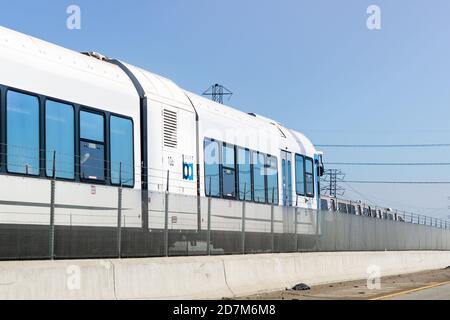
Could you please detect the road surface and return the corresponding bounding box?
[237,268,450,300]
[381,282,450,300]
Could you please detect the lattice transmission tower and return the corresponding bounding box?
[321,169,346,197]
[202,83,233,104]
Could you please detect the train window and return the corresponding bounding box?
[80,111,104,142]
[6,90,40,175]
[266,155,278,204]
[252,152,266,203]
[204,139,220,197]
[45,100,74,179]
[305,158,314,197]
[338,203,347,213]
[295,154,305,196]
[79,111,105,181]
[363,208,369,216]
[110,116,134,187]
[237,147,251,201]
[222,144,236,198]
[346,204,356,215]
[320,199,329,211]
[287,158,293,205]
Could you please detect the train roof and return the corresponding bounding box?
[0,25,319,156]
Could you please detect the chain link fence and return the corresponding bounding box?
[2,179,450,260]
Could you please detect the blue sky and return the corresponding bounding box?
[1,0,450,219]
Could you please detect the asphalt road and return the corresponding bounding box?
[385,282,450,300]
[237,268,450,300]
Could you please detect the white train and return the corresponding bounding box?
[320,195,404,221]
[0,26,324,258]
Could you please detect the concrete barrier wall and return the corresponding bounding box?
[113,256,233,300]
[0,251,449,300]
[0,259,115,300]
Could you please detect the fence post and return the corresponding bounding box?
[49,151,56,260]
[295,207,299,252]
[271,187,274,253]
[296,195,300,252]
[164,170,170,257]
[241,183,246,254]
[206,177,212,256]
[117,162,123,258]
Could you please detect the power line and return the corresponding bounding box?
[345,182,449,213]
[344,180,450,184]
[343,182,376,206]
[326,162,450,166]
[317,143,450,148]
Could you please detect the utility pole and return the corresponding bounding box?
[202,84,233,104]
[321,168,345,197]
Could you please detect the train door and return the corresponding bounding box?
[280,150,292,206]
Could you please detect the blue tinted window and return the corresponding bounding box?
[204,139,220,197]
[7,90,40,175]
[46,100,74,179]
[80,111,104,142]
[305,158,314,197]
[80,110,105,181]
[252,152,266,203]
[266,155,278,204]
[222,144,235,168]
[222,144,236,197]
[80,141,105,181]
[295,154,305,196]
[282,159,286,205]
[223,167,236,198]
[237,148,251,201]
[110,116,133,186]
[287,159,292,205]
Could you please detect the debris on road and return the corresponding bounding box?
[290,283,311,291]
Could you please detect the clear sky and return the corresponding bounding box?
[1,0,450,219]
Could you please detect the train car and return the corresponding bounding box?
[320,196,360,215]
[320,195,408,223]
[0,26,324,259]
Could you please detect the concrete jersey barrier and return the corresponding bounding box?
[0,251,449,299]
